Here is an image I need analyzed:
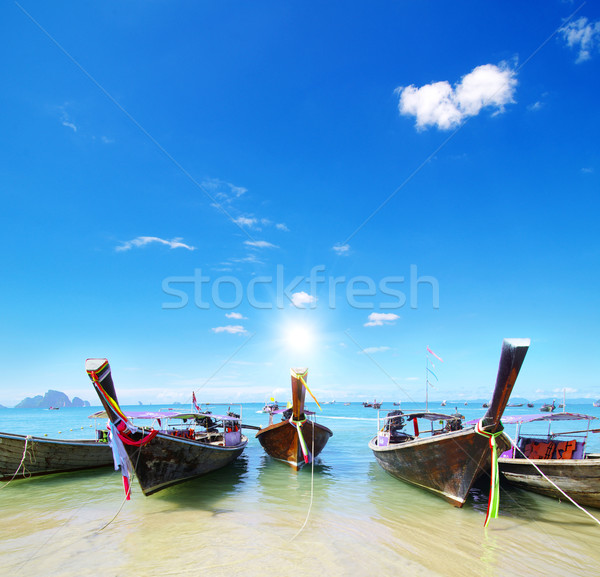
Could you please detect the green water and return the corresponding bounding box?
[1,404,599,576]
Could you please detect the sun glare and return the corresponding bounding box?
[285,324,313,353]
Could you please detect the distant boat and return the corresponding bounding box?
[262,400,279,413]
[499,412,600,508]
[540,400,556,413]
[369,338,530,507]
[48,406,60,410]
[527,403,534,408]
[372,400,382,409]
[441,400,447,407]
[507,403,523,407]
[393,402,401,406]
[256,368,332,470]
[344,402,351,406]
[482,402,489,408]
[594,400,600,408]
[86,358,248,496]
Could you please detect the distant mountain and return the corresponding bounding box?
[14,390,91,409]
[0,404,7,410]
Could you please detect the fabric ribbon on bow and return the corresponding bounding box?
[476,419,504,527]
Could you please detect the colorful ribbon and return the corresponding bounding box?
[476,419,503,527]
[298,374,321,411]
[88,370,129,423]
[290,417,310,464]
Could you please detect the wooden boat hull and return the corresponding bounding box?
[0,432,113,481]
[120,431,247,495]
[499,454,600,509]
[256,420,333,471]
[369,428,510,506]
[369,338,529,507]
[85,358,248,496]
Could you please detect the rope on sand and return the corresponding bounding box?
[290,420,316,541]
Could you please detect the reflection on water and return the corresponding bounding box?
[2,404,600,577]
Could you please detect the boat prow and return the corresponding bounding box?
[85,358,248,496]
[256,368,333,470]
[369,338,530,508]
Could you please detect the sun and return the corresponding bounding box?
[285,323,313,353]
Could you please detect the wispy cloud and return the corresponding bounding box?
[116,236,196,252]
[396,63,517,130]
[553,387,577,394]
[230,254,264,264]
[332,243,350,255]
[202,178,247,204]
[276,223,289,232]
[359,346,390,354]
[233,216,259,228]
[364,312,400,327]
[226,312,247,320]
[290,291,317,308]
[58,104,78,132]
[211,325,247,335]
[244,240,278,249]
[560,17,600,63]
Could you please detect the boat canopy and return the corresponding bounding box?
[88,410,241,421]
[466,412,597,426]
[402,412,463,422]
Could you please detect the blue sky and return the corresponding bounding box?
[1,1,599,407]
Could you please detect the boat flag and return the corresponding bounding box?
[426,346,443,363]
[426,366,439,381]
[192,391,201,413]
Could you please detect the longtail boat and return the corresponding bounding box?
[0,430,113,482]
[256,368,333,470]
[369,338,530,511]
[85,358,248,496]
[498,412,600,509]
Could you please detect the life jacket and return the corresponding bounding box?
[524,440,555,459]
[554,440,577,459]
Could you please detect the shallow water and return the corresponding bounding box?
[1,404,599,577]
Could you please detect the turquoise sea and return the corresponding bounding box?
[1,402,599,577]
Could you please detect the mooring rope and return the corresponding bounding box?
[290,419,316,541]
[505,432,600,526]
[95,432,141,532]
[0,435,32,489]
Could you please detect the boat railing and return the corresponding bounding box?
[376,410,461,445]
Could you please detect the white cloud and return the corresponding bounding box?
[62,121,77,132]
[561,17,600,63]
[233,216,258,228]
[333,244,350,255]
[226,312,247,320]
[364,312,400,327]
[202,178,247,203]
[116,236,196,252]
[397,63,517,130]
[230,254,264,264]
[276,223,289,232]
[211,325,247,335]
[553,387,577,394]
[290,291,318,308]
[244,240,278,249]
[359,346,390,354]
